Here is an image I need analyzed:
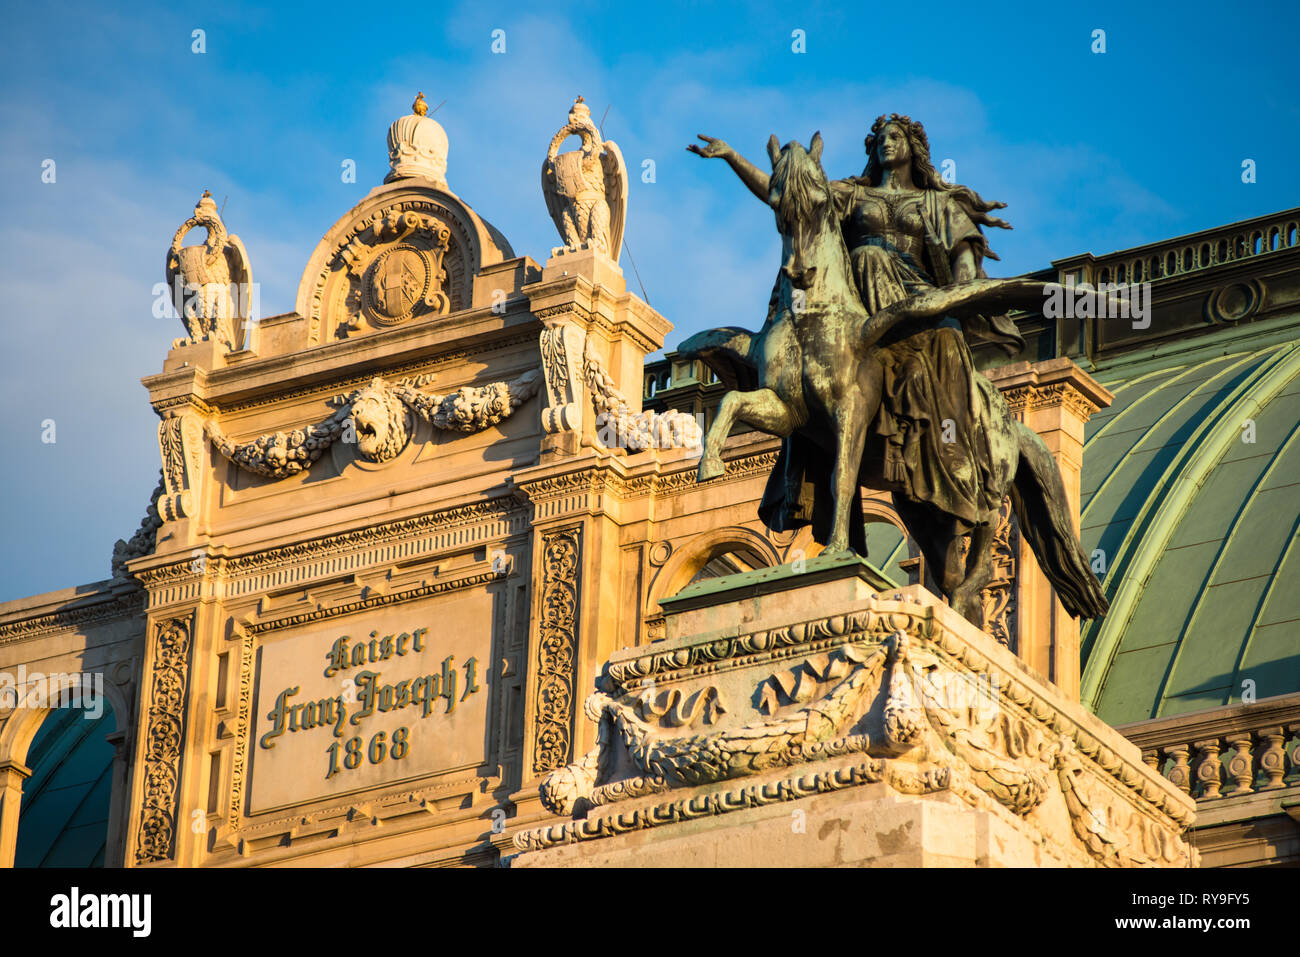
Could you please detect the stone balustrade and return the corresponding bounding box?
[1056,207,1300,288]
[1118,693,1300,802]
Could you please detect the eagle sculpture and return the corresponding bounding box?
[541,97,628,261]
[165,190,253,351]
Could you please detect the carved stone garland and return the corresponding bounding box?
[135,616,194,864]
[533,526,582,775]
[537,318,699,453]
[206,370,541,479]
[582,335,701,452]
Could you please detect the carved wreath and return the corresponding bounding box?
[206,370,541,478]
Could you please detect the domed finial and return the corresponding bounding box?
[387,93,449,186]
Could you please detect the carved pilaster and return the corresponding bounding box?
[227,630,254,829]
[532,526,582,775]
[0,760,31,868]
[134,615,194,864]
[983,358,1113,700]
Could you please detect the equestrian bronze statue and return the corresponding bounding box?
[680,114,1108,628]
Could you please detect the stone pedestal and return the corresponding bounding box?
[509,557,1196,868]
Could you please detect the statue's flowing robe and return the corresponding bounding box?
[757,183,1024,549]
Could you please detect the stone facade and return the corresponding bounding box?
[3,101,1295,867]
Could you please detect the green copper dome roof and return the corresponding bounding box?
[1081,329,1300,723]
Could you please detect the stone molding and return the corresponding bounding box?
[130,496,526,594]
[0,588,145,646]
[238,561,513,635]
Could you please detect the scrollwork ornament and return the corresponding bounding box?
[135,615,194,864]
[532,527,583,775]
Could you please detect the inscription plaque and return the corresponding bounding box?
[249,593,492,812]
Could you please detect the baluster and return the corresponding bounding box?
[1287,724,1300,787]
[1164,744,1192,794]
[1256,727,1286,790]
[1142,749,1160,772]
[1225,734,1255,795]
[1194,738,1223,799]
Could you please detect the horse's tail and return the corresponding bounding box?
[1008,423,1109,619]
[677,327,759,392]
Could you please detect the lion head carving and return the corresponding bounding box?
[349,380,412,463]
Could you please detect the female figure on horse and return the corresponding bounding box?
[688,113,1023,547]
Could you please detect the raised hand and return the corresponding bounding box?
[687,134,732,159]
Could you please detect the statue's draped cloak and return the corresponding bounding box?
[757,182,1023,549]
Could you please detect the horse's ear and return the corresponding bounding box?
[809,131,823,163]
[767,134,781,166]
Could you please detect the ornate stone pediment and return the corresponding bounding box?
[294,182,514,346]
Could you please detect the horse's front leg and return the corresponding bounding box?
[951,518,997,627]
[826,359,883,551]
[698,388,797,481]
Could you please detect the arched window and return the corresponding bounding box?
[14,701,116,867]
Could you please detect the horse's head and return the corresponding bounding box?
[766,132,831,289]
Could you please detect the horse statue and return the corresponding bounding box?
[679,133,1108,627]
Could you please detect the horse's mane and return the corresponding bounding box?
[771,144,834,233]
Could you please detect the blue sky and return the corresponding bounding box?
[1,0,1298,601]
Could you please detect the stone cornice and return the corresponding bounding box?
[130,495,528,596]
[0,586,145,645]
[985,357,1114,421]
[238,563,511,635]
[144,316,539,415]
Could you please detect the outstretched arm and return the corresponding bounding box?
[858,278,1052,350]
[687,135,770,203]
